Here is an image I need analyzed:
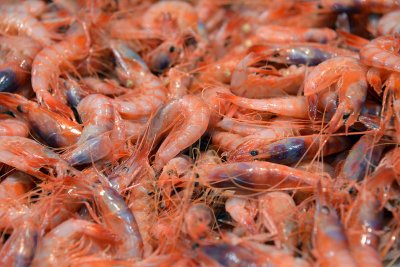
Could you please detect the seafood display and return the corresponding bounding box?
[1,0,400,266]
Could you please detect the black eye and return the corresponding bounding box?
[169,46,175,53]
[321,205,330,214]
[250,150,258,156]
[343,113,350,122]
[17,105,23,113]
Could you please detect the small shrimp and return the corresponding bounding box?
[94,185,143,259]
[377,10,400,35]
[0,93,81,147]
[229,135,351,164]
[225,197,258,234]
[0,2,54,46]
[31,219,118,267]
[142,1,198,33]
[250,43,357,67]
[0,220,38,267]
[200,86,230,127]
[147,94,210,171]
[198,161,329,192]
[0,136,76,180]
[360,35,400,72]
[0,171,34,199]
[82,77,128,96]
[346,189,383,267]
[62,94,124,166]
[219,92,309,119]
[167,68,191,99]
[252,25,337,44]
[304,57,368,132]
[184,203,214,241]
[318,0,400,13]
[211,130,248,152]
[32,22,90,120]
[0,115,29,137]
[313,185,358,267]
[339,135,384,182]
[258,192,298,251]
[110,41,167,119]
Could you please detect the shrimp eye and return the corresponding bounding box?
[250,150,259,156]
[317,3,323,9]
[321,205,330,214]
[272,51,280,57]
[343,113,350,122]
[194,173,200,178]
[169,46,176,53]
[192,242,200,249]
[17,105,23,113]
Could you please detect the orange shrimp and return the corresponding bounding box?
[225,197,257,234]
[0,93,81,147]
[31,22,90,120]
[211,130,249,152]
[304,56,368,132]
[0,1,54,46]
[313,185,358,267]
[252,25,337,44]
[31,218,118,267]
[0,171,34,200]
[0,115,29,137]
[219,92,309,119]
[198,161,330,192]
[147,94,210,171]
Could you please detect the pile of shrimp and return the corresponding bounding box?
[2,0,400,266]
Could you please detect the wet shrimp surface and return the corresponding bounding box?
[1,0,400,266]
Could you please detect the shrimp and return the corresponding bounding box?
[228,135,351,164]
[0,115,29,137]
[338,135,384,182]
[313,185,358,267]
[197,161,329,192]
[304,57,368,132]
[211,130,249,152]
[31,219,118,267]
[219,92,309,119]
[258,192,298,251]
[110,41,168,120]
[318,0,400,13]
[141,1,198,33]
[252,25,337,44]
[183,203,214,241]
[0,93,82,148]
[0,1,54,46]
[62,94,125,166]
[147,94,210,171]
[167,68,191,99]
[0,136,76,180]
[82,77,128,96]
[200,86,230,127]
[345,189,383,267]
[93,185,143,259]
[0,171,34,199]
[31,22,90,120]
[225,197,257,234]
[0,219,38,267]
[377,10,400,36]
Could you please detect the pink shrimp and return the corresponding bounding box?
[62,94,125,166]
[0,93,82,147]
[198,161,330,192]
[313,185,358,267]
[183,203,214,241]
[0,1,54,46]
[225,197,257,233]
[147,94,210,171]
[211,130,249,152]
[304,56,368,132]
[31,22,90,120]
[0,171,34,199]
[93,185,143,259]
[82,77,128,96]
[0,115,29,137]
[31,219,118,267]
[252,25,337,44]
[219,92,309,119]
[377,10,400,35]
[110,40,168,120]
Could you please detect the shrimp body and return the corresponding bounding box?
[377,10,400,35]
[149,95,210,170]
[253,25,337,44]
[32,22,90,119]
[225,197,257,233]
[313,189,357,267]
[304,57,368,132]
[0,2,53,46]
[229,135,351,164]
[360,35,400,72]
[94,185,143,259]
[0,116,29,137]
[199,161,327,192]
[219,92,309,119]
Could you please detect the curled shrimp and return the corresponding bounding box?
[148,94,210,171]
[31,22,90,120]
[304,56,368,132]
